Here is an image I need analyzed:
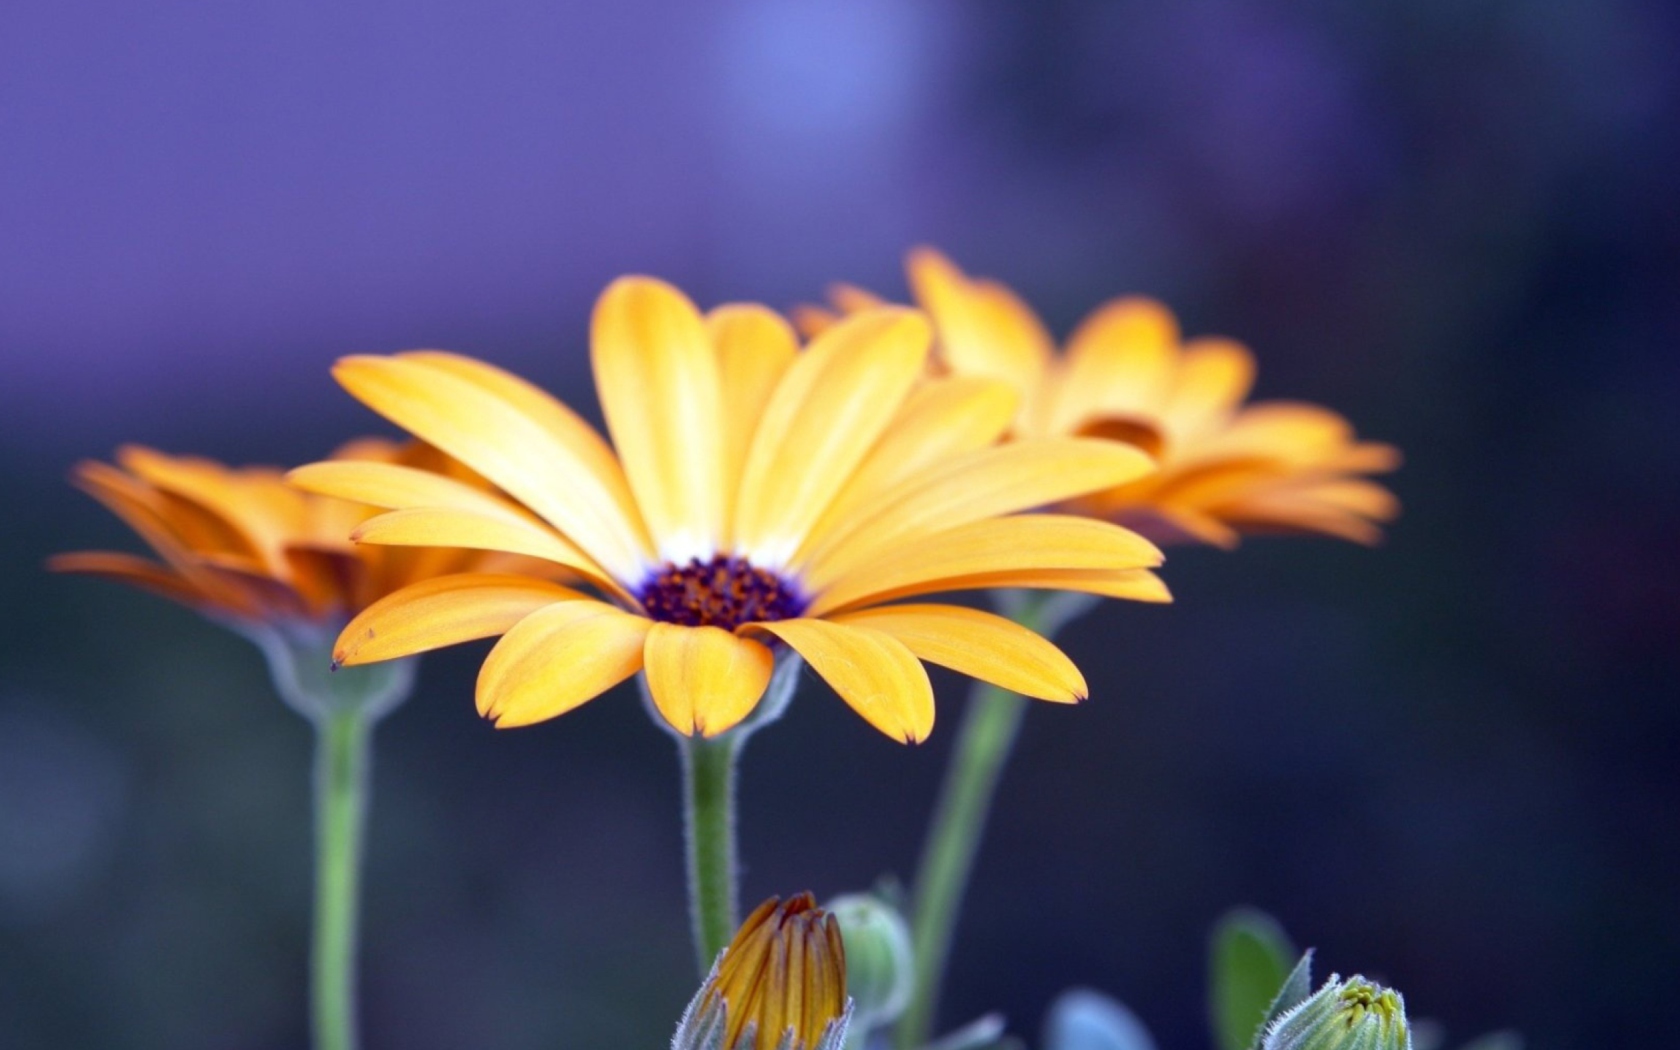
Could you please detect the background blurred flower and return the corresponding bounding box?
[804,248,1400,549]
[49,440,520,628]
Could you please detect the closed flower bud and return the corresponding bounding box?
[673,894,853,1050]
[826,893,913,1029]
[1263,976,1412,1050]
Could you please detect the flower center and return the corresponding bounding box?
[638,554,805,631]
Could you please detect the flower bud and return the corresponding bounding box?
[673,894,853,1050]
[826,893,914,1029]
[1262,975,1412,1050]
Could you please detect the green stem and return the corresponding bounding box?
[681,734,740,974]
[313,709,372,1050]
[895,591,1087,1050]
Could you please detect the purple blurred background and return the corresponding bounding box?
[4,1,1678,1047]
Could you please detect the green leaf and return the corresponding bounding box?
[1209,909,1297,1050]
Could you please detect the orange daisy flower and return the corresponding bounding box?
[50,439,516,627]
[291,277,1169,742]
[798,248,1400,548]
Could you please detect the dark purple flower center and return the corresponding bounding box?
[637,554,805,631]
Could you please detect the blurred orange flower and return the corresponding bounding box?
[51,439,526,626]
[798,248,1400,548]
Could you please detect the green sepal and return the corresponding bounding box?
[1254,950,1316,1048]
[243,621,416,725]
[1209,908,1297,1050]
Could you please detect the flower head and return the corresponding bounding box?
[292,277,1170,741]
[799,248,1400,548]
[673,894,852,1050]
[51,439,508,626]
[1262,975,1412,1050]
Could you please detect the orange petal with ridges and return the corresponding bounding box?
[1048,296,1180,435]
[833,603,1086,702]
[333,573,588,666]
[398,350,653,547]
[477,601,650,727]
[332,354,649,582]
[907,247,1052,409]
[288,460,536,521]
[803,438,1156,588]
[733,307,930,566]
[706,304,800,541]
[592,277,726,563]
[350,507,625,600]
[750,618,934,743]
[796,377,1019,563]
[47,552,204,608]
[641,623,774,737]
[809,514,1163,616]
[1160,337,1256,439]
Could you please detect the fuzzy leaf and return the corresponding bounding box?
[1210,909,1297,1050]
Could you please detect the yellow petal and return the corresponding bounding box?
[477,601,651,727]
[1216,500,1387,545]
[47,551,204,608]
[592,277,725,563]
[1159,337,1255,439]
[923,567,1173,603]
[397,349,652,543]
[803,438,1157,588]
[798,377,1019,557]
[351,507,627,600]
[733,307,931,566]
[332,354,649,582]
[117,446,296,570]
[1047,296,1180,434]
[332,573,589,666]
[288,460,534,519]
[641,623,775,737]
[906,247,1052,408]
[1213,478,1399,545]
[832,603,1086,702]
[69,461,246,606]
[809,514,1163,615]
[790,302,841,340]
[1292,478,1401,520]
[750,618,933,743]
[1115,504,1243,550]
[706,304,800,542]
[1201,401,1356,466]
[1330,441,1403,474]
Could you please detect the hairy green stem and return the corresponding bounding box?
[895,591,1092,1050]
[681,734,740,974]
[313,708,372,1050]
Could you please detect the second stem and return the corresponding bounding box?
[313,708,371,1050]
[895,591,1073,1050]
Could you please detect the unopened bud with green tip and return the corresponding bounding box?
[1262,975,1412,1050]
[826,892,914,1031]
